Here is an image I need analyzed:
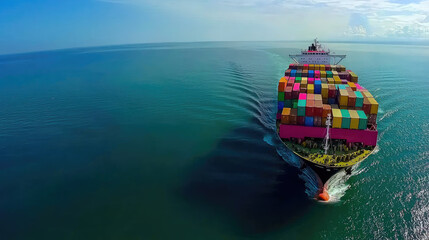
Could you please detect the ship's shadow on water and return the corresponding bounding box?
[182,116,313,235]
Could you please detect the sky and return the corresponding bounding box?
[0,0,429,54]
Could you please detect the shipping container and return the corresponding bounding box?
[278,101,284,112]
[278,92,285,101]
[297,116,305,125]
[347,82,357,91]
[363,98,371,115]
[338,89,349,107]
[314,116,322,127]
[349,110,359,130]
[305,116,314,126]
[285,86,293,99]
[332,109,342,128]
[290,108,298,125]
[281,108,291,124]
[355,91,364,107]
[368,97,379,114]
[297,100,306,116]
[357,110,367,130]
[349,72,358,83]
[340,109,351,129]
[348,91,357,107]
[322,104,332,117]
[314,101,323,117]
[306,100,315,116]
[307,84,314,94]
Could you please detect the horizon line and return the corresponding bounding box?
[2,39,429,57]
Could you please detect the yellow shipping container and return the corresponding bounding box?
[309,64,315,70]
[368,97,379,114]
[320,65,325,71]
[347,82,357,91]
[302,77,307,81]
[327,78,334,84]
[332,109,342,128]
[321,83,328,98]
[314,64,320,70]
[362,91,373,98]
[349,110,360,129]
[320,71,327,78]
[332,70,338,76]
[333,76,342,84]
[307,84,314,94]
[339,89,348,106]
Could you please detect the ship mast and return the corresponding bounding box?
[323,113,331,155]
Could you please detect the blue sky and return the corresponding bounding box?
[1,0,429,54]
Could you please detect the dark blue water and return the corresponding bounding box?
[0,42,428,239]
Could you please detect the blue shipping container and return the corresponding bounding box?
[305,116,314,126]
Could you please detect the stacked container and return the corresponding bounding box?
[278,64,378,131]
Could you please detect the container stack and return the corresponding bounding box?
[279,64,378,130]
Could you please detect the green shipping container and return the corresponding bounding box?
[292,99,298,109]
[297,100,306,116]
[284,99,292,108]
[357,110,368,130]
[340,109,351,129]
[355,91,364,107]
[326,71,333,78]
[278,92,285,101]
[296,73,302,77]
[295,77,302,83]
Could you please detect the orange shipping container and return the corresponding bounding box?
[281,108,291,124]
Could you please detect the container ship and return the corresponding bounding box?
[276,39,378,201]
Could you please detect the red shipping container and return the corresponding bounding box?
[306,100,314,116]
[287,79,294,86]
[328,88,336,98]
[348,91,356,107]
[314,101,323,117]
[278,82,286,92]
[363,98,371,115]
[297,116,305,125]
[284,86,293,99]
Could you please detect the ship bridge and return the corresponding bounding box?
[289,38,346,65]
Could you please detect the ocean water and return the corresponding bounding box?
[0,41,428,239]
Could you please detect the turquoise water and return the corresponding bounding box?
[0,42,428,239]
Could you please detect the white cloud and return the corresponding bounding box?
[97,0,429,40]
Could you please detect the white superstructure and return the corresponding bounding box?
[289,39,346,65]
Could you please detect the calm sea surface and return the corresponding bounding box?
[0,42,428,239]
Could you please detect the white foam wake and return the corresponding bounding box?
[324,165,365,203]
